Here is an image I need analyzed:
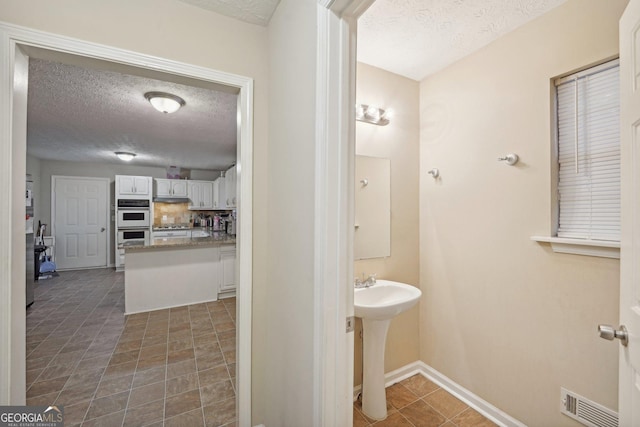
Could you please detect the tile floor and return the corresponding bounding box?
[25,268,237,427]
[354,374,497,427]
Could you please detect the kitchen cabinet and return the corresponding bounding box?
[213,177,226,209]
[188,181,214,210]
[191,229,209,238]
[155,179,188,197]
[116,175,151,197]
[219,244,236,295]
[152,229,190,240]
[224,165,237,208]
[117,248,125,269]
[124,245,221,314]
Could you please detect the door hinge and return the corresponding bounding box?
[346,316,355,333]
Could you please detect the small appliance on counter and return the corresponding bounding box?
[225,215,236,235]
[213,214,223,231]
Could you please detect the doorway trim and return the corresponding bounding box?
[51,175,111,270]
[0,21,253,426]
[315,1,375,424]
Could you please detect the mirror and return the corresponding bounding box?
[354,155,390,260]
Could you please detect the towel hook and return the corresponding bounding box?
[498,153,519,166]
[427,168,440,178]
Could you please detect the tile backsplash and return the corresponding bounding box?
[153,202,191,225]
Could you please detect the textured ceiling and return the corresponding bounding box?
[27,58,238,171]
[358,0,567,81]
[26,0,568,171]
[178,0,280,25]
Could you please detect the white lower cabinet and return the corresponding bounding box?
[218,245,236,295]
[152,230,190,240]
[191,229,209,238]
[117,248,125,270]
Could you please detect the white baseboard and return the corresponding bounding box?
[354,361,526,427]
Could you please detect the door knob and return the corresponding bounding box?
[101,227,106,232]
[598,324,628,347]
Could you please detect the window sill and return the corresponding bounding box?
[530,236,620,259]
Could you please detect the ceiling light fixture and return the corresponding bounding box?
[144,91,186,114]
[356,104,391,126]
[115,151,136,161]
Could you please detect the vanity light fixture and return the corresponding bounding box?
[356,104,392,126]
[115,151,136,162]
[144,91,185,114]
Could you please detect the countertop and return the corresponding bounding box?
[151,225,223,232]
[121,232,235,250]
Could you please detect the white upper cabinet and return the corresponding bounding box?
[188,181,214,210]
[213,177,226,209]
[116,175,151,197]
[225,165,237,208]
[155,179,188,197]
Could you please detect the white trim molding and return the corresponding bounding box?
[0,22,253,425]
[531,235,620,259]
[354,361,527,427]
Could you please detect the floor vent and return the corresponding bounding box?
[561,388,618,427]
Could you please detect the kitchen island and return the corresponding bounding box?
[122,233,236,314]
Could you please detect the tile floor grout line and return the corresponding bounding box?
[27,273,123,402]
[27,270,239,427]
[77,277,129,426]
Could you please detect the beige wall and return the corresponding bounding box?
[1,0,269,420]
[257,0,318,424]
[354,63,420,385]
[419,1,626,425]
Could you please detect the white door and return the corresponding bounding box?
[619,0,640,424]
[53,176,109,270]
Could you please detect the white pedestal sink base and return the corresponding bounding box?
[361,318,391,420]
[354,280,422,421]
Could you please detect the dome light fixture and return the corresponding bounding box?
[144,91,185,114]
[115,151,136,162]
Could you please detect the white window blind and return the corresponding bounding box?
[555,59,620,241]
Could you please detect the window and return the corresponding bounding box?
[554,59,620,242]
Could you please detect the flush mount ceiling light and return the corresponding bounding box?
[356,104,392,126]
[115,151,136,161]
[144,91,186,114]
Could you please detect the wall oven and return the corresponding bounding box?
[118,228,150,245]
[117,199,150,229]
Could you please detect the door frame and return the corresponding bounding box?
[0,22,254,426]
[618,0,640,422]
[51,175,110,269]
[315,1,375,424]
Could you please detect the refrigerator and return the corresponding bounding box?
[26,175,34,307]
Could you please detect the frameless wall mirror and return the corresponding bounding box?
[354,155,391,260]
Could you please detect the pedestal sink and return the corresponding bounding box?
[354,280,421,420]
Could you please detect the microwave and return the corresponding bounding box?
[118,228,150,245]
[117,209,150,229]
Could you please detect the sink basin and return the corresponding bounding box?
[354,279,421,420]
[354,280,421,320]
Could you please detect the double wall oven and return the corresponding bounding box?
[117,199,150,245]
